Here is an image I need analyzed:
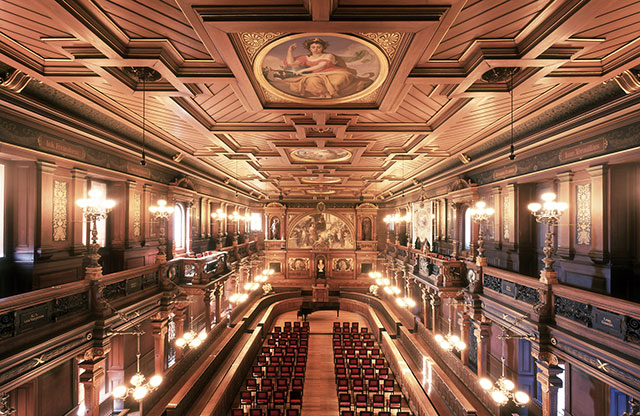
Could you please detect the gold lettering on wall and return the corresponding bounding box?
[53,180,67,241]
[576,183,591,245]
[559,138,608,162]
[133,193,141,238]
[37,136,86,159]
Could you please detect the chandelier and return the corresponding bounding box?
[149,199,174,262]
[211,209,227,220]
[383,212,411,224]
[113,328,162,401]
[435,313,466,352]
[175,329,207,349]
[479,328,530,406]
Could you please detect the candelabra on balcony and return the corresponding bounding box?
[149,199,174,263]
[527,192,568,284]
[469,201,494,266]
[77,189,115,278]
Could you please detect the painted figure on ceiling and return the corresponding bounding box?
[282,38,373,99]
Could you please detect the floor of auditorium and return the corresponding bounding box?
[228,310,412,416]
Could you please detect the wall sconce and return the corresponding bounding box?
[77,189,115,277]
[469,201,494,266]
[149,199,174,263]
[527,192,567,284]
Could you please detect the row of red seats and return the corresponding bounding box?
[341,410,411,416]
[232,406,300,416]
[231,322,308,415]
[339,393,405,413]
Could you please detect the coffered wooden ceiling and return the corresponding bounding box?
[1,0,640,201]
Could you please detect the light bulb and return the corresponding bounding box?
[191,338,202,348]
[113,385,127,398]
[149,206,158,213]
[476,201,486,209]
[491,390,508,405]
[183,331,193,341]
[434,334,444,343]
[479,378,493,390]
[149,375,163,388]
[514,391,530,405]
[502,378,515,391]
[557,202,568,211]
[88,189,102,198]
[244,283,252,290]
[175,338,186,347]
[440,340,450,350]
[130,373,145,386]
[384,287,392,294]
[486,207,495,215]
[406,298,416,308]
[133,386,148,401]
[541,192,556,202]
[392,286,401,294]
[376,279,383,285]
[383,278,390,286]
[450,335,460,343]
[456,341,466,350]
[527,203,541,212]
[198,331,207,340]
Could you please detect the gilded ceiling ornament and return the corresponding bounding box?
[53,180,68,241]
[240,32,287,63]
[0,69,32,93]
[356,32,402,61]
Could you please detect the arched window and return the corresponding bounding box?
[174,203,185,252]
[463,207,472,250]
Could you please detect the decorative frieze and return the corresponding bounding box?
[53,180,68,241]
[576,183,591,245]
[483,274,502,292]
[554,296,592,327]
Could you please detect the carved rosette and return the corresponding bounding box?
[240,32,287,63]
[356,32,402,61]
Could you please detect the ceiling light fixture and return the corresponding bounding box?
[509,69,516,161]
[126,67,161,166]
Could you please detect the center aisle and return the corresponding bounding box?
[273,310,368,416]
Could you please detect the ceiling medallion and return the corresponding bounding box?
[481,67,519,83]
[300,177,341,184]
[290,148,352,163]
[254,33,389,105]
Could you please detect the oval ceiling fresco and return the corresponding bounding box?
[290,148,351,163]
[255,33,388,105]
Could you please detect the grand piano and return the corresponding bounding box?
[297,300,340,320]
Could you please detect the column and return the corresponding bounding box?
[203,289,213,330]
[474,321,491,377]
[537,360,563,416]
[429,292,441,333]
[421,286,431,329]
[556,171,573,258]
[491,186,502,250]
[214,283,223,324]
[79,355,106,416]
[587,165,607,263]
[173,306,186,360]
[71,168,88,255]
[37,161,57,259]
[460,313,472,366]
[151,318,167,374]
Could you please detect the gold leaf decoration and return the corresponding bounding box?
[133,193,141,238]
[357,32,402,61]
[241,32,286,63]
[576,184,591,245]
[53,180,67,241]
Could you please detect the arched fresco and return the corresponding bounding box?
[287,213,354,249]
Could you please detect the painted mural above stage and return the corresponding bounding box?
[288,213,354,249]
[254,33,388,104]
